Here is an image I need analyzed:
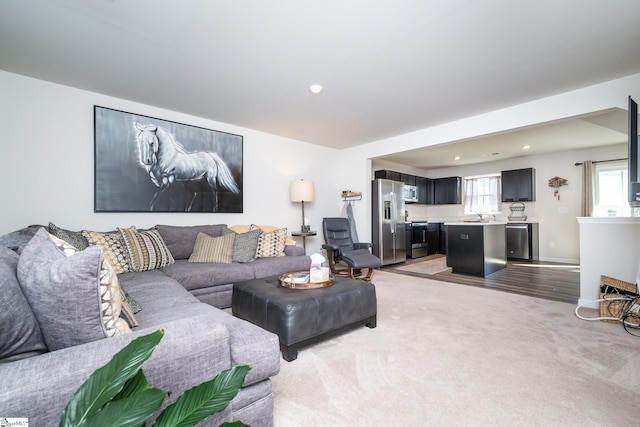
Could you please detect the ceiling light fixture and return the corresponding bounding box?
[309,84,323,94]
[454,156,461,160]
[522,145,530,149]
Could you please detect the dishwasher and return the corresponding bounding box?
[506,223,539,261]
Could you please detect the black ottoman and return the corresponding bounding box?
[232,275,377,361]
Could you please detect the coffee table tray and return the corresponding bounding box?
[279,271,334,289]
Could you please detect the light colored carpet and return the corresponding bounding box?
[393,255,451,275]
[271,270,639,426]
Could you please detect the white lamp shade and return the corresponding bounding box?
[290,180,315,202]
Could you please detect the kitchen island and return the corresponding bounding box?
[445,221,506,277]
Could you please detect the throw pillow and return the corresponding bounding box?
[118,226,175,272]
[250,224,287,258]
[82,230,131,274]
[0,244,47,362]
[188,232,235,264]
[17,229,131,351]
[155,224,227,260]
[221,227,261,263]
[230,224,297,246]
[48,222,89,250]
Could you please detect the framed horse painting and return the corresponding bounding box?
[94,106,243,213]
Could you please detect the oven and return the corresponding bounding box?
[411,222,428,258]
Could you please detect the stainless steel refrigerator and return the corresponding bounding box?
[372,179,406,265]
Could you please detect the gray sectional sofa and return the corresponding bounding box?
[0,223,312,426]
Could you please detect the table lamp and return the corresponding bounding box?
[290,179,314,232]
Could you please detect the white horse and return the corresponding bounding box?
[134,123,240,211]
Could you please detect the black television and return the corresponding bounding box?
[628,96,639,206]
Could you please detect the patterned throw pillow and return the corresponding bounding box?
[118,226,175,272]
[82,230,130,274]
[250,224,287,258]
[221,227,261,263]
[48,222,89,250]
[50,234,138,329]
[188,232,235,264]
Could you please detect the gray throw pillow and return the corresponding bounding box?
[17,228,130,351]
[222,227,261,263]
[155,224,227,260]
[0,244,47,362]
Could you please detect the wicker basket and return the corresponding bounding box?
[599,275,639,323]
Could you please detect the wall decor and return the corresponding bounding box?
[94,106,243,213]
[548,176,568,200]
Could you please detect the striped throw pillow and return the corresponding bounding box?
[117,227,175,272]
[188,232,235,264]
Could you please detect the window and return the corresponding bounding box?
[593,160,630,217]
[463,174,502,214]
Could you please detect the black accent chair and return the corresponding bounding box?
[322,217,381,281]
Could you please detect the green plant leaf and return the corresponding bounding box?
[153,365,251,427]
[220,422,250,427]
[59,329,165,427]
[80,387,167,427]
[115,369,152,400]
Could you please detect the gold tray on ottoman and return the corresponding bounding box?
[279,271,334,289]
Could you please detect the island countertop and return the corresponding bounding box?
[443,221,507,226]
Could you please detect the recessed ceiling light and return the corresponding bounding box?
[454,156,461,160]
[309,84,323,94]
[522,145,530,150]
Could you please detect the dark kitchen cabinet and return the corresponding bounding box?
[501,168,536,202]
[446,224,506,277]
[374,170,401,181]
[416,176,433,204]
[426,223,440,255]
[434,177,461,204]
[401,174,416,186]
[438,223,447,254]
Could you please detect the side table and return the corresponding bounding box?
[291,231,316,254]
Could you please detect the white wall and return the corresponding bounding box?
[0,71,340,253]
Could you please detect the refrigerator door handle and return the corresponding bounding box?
[390,194,395,235]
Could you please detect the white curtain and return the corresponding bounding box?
[464,176,501,213]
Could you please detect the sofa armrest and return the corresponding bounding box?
[284,244,305,256]
[0,314,231,426]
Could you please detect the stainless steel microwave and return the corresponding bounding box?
[404,184,418,203]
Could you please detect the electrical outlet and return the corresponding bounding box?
[558,207,569,214]
[549,241,556,248]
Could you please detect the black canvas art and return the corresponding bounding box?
[94,106,243,213]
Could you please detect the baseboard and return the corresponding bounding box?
[577,297,599,309]
[538,256,580,265]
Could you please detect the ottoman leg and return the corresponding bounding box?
[366,315,377,328]
[281,343,299,362]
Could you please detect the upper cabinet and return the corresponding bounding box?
[416,176,433,204]
[501,168,536,202]
[374,169,401,182]
[433,177,462,205]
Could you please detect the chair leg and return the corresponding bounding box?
[348,266,374,281]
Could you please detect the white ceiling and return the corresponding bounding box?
[2,0,640,167]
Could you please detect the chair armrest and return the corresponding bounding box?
[354,242,373,250]
[322,243,340,252]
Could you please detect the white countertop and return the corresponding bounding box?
[444,221,507,226]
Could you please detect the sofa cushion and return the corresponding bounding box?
[118,226,175,272]
[0,244,47,362]
[156,224,227,260]
[162,259,255,290]
[17,229,131,351]
[0,224,45,254]
[221,227,261,263]
[189,232,235,264]
[82,229,131,274]
[250,225,287,258]
[48,222,89,250]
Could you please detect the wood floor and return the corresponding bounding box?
[384,254,580,304]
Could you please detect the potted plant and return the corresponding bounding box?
[59,329,250,427]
